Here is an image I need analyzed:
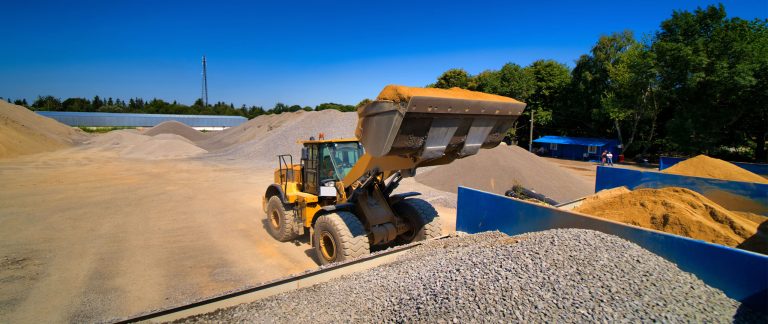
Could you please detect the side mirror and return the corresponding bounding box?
[301,147,308,160]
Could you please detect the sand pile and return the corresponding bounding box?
[85,130,207,160]
[0,100,86,159]
[85,130,150,148]
[377,85,523,103]
[203,110,358,163]
[574,187,767,254]
[662,155,768,184]
[143,121,208,142]
[197,112,302,151]
[415,145,593,203]
[120,134,207,160]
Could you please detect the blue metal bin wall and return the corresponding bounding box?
[456,186,768,310]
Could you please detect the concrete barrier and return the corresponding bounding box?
[456,186,768,310]
[595,166,768,215]
[660,156,768,176]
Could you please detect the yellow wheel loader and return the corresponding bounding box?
[262,85,526,264]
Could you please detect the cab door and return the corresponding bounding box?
[303,144,319,195]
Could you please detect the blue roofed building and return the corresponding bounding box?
[532,136,620,161]
[36,111,247,130]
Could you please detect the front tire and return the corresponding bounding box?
[393,198,442,243]
[313,212,370,265]
[265,196,300,242]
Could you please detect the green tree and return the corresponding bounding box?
[13,99,28,107]
[497,63,535,100]
[433,68,471,89]
[32,96,63,111]
[525,60,571,129]
[488,63,536,146]
[355,99,372,109]
[570,30,654,154]
[315,102,355,112]
[653,4,768,161]
[92,96,103,111]
[469,70,501,93]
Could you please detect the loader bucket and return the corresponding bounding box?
[356,90,526,167]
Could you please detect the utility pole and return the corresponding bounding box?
[529,109,534,152]
[202,55,209,107]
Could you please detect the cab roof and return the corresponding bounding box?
[298,137,360,145]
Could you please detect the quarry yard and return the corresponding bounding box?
[1,99,766,323]
[0,102,466,322]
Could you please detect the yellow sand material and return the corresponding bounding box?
[574,187,767,254]
[377,85,523,104]
[662,155,768,184]
[0,100,85,159]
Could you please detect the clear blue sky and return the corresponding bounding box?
[2,0,766,108]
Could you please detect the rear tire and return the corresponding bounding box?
[313,212,370,265]
[393,198,442,243]
[265,196,300,242]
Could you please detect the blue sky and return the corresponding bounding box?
[2,0,766,108]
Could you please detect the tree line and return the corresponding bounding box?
[3,5,765,161]
[428,4,767,162]
[3,96,358,120]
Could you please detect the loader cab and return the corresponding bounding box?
[301,139,364,196]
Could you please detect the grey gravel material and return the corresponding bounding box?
[175,229,765,323]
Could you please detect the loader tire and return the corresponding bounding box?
[265,196,300,242]
[313,212,370,265]
[393,198,442,243]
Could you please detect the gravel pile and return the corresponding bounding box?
[204,110,358,164]
[143,121,209,142]
[197,112,302,151]
[416,145,593,203]
[176,229,763,323]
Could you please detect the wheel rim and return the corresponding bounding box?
[398,215,418,242]
[270,210,281,230]
[319,231,337,262]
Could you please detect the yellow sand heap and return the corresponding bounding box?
[376,85,523,104]
[0,100,85,159]
[575,187,767,254]
[662,155,768,184]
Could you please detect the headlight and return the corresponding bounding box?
[323,181,335,187]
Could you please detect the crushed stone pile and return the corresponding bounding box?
[177,229,764,323]
[143,121,208,142]
[202,110,357,163]
[377,84,523,103]
[0,100,86,159]
[197,113,300,151]
[416,145,593,203]
[575,187,767,254]
[662,155,768,184]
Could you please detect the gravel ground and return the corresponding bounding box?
[174,229,764,323]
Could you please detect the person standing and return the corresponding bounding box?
[601,150,607,166]
[607,151,614,166]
